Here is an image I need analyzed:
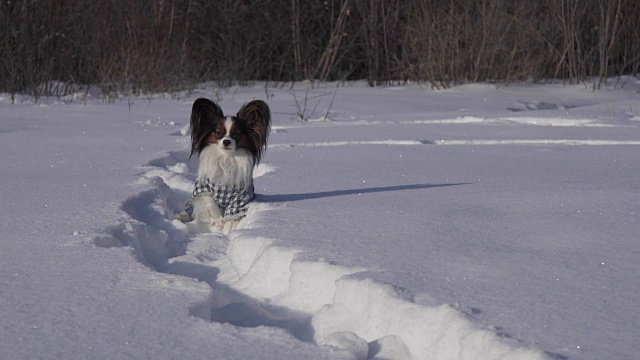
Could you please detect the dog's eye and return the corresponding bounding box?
[230,130,240,139]
[215,129,225,137]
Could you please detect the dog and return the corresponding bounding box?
[176,98,271,231]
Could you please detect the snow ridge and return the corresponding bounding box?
[271,139,640,148]
[92,149,546,360]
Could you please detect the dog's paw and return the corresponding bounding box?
[220,218,241,234]
[175,212,192,223]
[192,195,223,226]
[210,217,225,229]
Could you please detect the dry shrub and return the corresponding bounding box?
[1,0,638,98]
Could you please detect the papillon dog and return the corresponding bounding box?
[176,98,271,232]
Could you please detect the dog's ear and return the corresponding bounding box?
[190,98,223,158]
[237,100,271,164]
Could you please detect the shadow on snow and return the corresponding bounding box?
[257,183,473,203]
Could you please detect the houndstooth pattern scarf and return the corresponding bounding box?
[184,178,255,221]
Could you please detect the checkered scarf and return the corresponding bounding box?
[184,177,255,221]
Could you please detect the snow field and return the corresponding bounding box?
[6,80,638,359]
[97,144,545,360]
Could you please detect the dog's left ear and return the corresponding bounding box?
[237,100,271,165]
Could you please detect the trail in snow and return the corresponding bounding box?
[84,81,640,358]
[92,144,545,360]
[271,116,624,131]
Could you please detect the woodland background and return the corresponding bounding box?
[1,0,639,99]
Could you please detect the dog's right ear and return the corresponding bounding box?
[190,98,223,158]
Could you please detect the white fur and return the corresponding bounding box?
[196,144,254,187]
[221,117,236,149]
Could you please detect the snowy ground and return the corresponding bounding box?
[1,79,639,360]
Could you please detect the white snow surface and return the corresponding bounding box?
[2,80,640,360]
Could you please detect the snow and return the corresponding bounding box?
[2,79,639,360]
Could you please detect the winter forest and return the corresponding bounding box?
[1,0,639,98]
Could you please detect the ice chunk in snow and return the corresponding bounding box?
[168,162,189,174]
[320,331,369,360]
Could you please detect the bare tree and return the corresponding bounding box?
[1,0,639,97]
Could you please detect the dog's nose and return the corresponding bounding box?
[223,139,231,147]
